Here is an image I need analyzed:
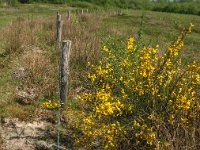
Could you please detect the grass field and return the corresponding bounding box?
[0,4,70,27]
[0,3,199,149]
[0,2,199,123]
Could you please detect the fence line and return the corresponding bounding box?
[56,12,62,150]
[56,12,72,149]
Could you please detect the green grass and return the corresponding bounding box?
[103,10,200,62]
[0,4,199,120]
[0,4,71,27]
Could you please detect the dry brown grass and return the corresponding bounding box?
[0,12,104,108]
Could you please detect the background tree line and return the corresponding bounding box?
[1,0,200,15]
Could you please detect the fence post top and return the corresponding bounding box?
[57,13,61,20]
[62,40,72,44]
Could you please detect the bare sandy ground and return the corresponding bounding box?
[0,117,56,150]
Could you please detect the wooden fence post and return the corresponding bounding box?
[67,10,71,20]
[56,13,62,50]
[76,9,79,16]
[81,9,84,15]
[59,40,72,104]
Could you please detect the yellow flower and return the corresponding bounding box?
[103,46,109,52]
[127,37,135,52]
[88,73,96,82]
[188,23,194,33]
[41,100,59,109]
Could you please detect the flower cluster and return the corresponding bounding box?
[127,37,135,52]
[41,100,64,109]
[72,24,199,149]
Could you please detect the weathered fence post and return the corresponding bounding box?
[81,9,84,15]
[76,9,79,16]
[67,10,71,21]
[56,13,62,50]
[59,40,71,104]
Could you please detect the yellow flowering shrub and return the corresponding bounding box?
[72,23,200,149]
[41,99,64,110]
